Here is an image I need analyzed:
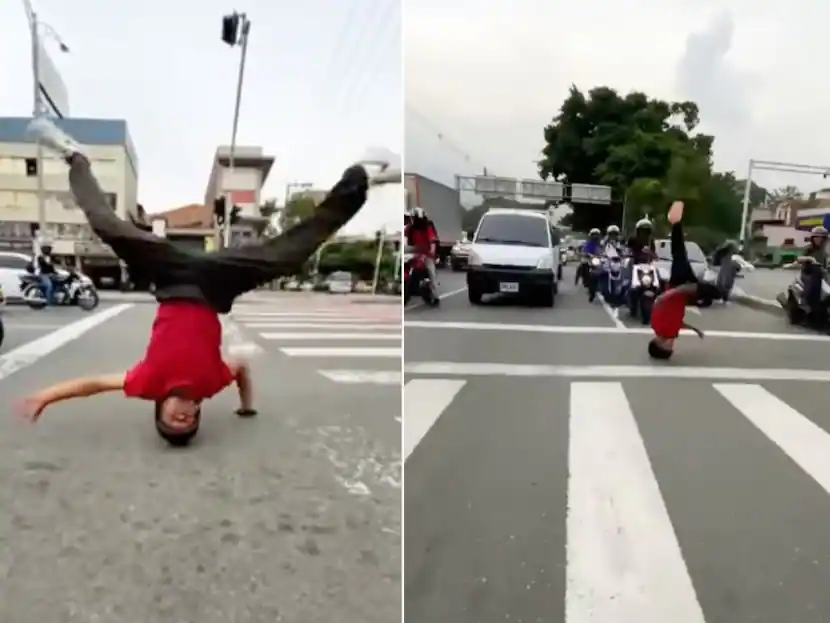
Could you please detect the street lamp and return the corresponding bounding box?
[740,159,830,245]
[24,0,69,254]
[219,11,251,249]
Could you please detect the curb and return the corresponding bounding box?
[732,292,783,316]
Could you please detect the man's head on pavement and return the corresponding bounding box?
[155,395,201,446]
[648,337,674,360]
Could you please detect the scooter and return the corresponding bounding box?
[628,262,661,324]
[777,268,830,330]
[586,256,603,302]
[603,254,626,307]
[404,252,439,307]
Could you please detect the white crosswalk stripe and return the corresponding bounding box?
[404,377,830,621]
[230,299,401,380]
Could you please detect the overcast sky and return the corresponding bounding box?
[406,0,830,199]
[0,0,401,234]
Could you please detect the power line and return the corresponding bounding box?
[338,0,399,118]
[406,105,491,174]
[335,0,397,119]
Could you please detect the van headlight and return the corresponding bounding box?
[536,254,554,270]
[590,257,601,267]
[641,275,653,287]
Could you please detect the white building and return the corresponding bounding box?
[0,117,138,275]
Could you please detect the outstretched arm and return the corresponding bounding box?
[17,373,126,422]
[227,361,254,413]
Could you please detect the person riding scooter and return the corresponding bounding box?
[576,228,603,285]
[714,240,753,302]
[35,241,58,305]
[404,207,439,300]
[603,224,622,252]
[784,226,829,321]
[626,218,656,264]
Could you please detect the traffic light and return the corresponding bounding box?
[213,196,227,225]
[222,14,240,46]
[229,206,241,225]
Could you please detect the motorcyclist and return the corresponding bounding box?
[626,218,656,264]
[404,206,439,297]
[576,228,603,285]
[603,224,622,252]
[784,226,829,318]
[36,241,58,305]
[714,240,753,302]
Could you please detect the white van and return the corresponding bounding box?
[465,208,561,306]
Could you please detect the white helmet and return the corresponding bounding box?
[635,218,653,230]
[606,225,620,235]
[589,227,601,236]
[412,206,426,219]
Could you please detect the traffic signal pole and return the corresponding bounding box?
[221,11,251,248]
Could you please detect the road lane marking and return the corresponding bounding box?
[404,320,823,341]
[597,293,626,329]
[240,322,399,329]
[0,304,132,382]
[404,362,830,382]
[261,332,399,340]
[405,285,468,311]
[403,379,465,461]
[319,370,402,385]
[280,346,401,358]
[715,384,830,496]
[567,382,705,622]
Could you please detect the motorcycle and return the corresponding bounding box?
[628,262,661,324]
[586,256,603,302]
[776,268,830,329]
[21,270,100,311]
[603,253,626,307]
[403,252,439,307]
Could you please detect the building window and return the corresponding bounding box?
[25,158,37,177]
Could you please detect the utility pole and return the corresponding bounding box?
[24,0,69,255]
[740,159,830,245]
[220,11,251,249]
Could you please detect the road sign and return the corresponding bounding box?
[521,179,564,200]
[474,176,519,197]
[571,183,612,204]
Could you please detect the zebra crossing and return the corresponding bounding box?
[230,298,401,381]
[404,376,830,623]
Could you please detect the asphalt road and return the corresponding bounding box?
[733,267,792,302]
[0,295,400,622]
[404,265,830,623]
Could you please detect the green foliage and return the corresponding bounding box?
[283,196,318,229]
[537,85,769,239]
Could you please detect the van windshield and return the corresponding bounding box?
[475,214,549,248]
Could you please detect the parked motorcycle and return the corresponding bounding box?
[628,262,661,324]
[21,271,100,311]
[403,252,439,307]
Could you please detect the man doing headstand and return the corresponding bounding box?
[17,119,398,445]
[648,201,719,360]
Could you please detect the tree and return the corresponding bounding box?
[282,196,317,229]
[769,185,803,203]
[537,84,744,239]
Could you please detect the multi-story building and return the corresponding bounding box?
[203,145,274,245]
[0,116,138,285]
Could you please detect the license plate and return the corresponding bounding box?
[644,290,655,297]
[499,282,519,293]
